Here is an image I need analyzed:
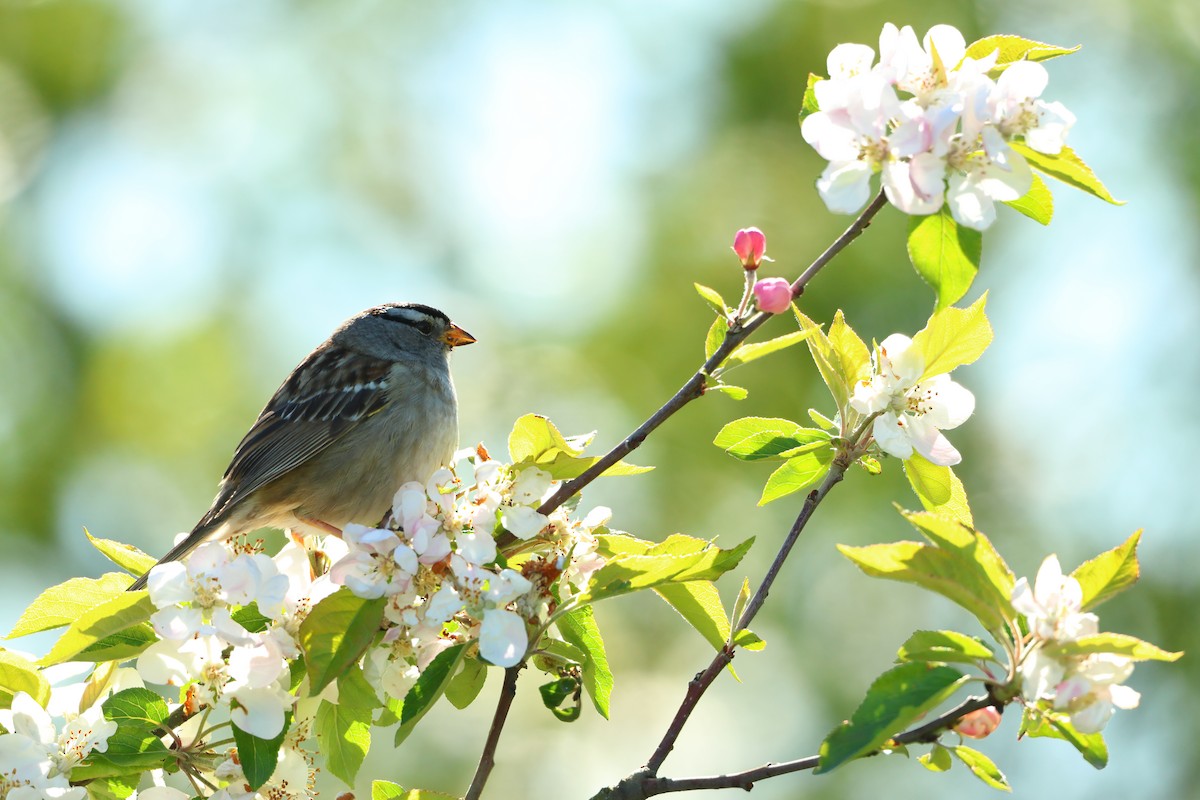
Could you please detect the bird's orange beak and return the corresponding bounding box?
[442,324,476,348]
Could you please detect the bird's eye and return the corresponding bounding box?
[414,319,434,336]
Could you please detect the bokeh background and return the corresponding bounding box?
[1,0,1197,797]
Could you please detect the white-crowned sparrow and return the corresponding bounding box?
[128,302,475,591]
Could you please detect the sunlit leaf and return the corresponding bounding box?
[951,745,1011,791]
[964,34,1080,71]
[714,416,830,462]
[298,589,385,694]
[557,606,613,719]
[759,448,834,505]
[904,455,973,527]
[1072,531,1140,610]
[897,630,994,665]
[907,207,982,310]
[1011,143,1123,205]
[10,573,134,639]
[1003,172,1054,225]
[910,293,993,381]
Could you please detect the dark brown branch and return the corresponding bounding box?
[464,666,522,800]
[595,694,998,799]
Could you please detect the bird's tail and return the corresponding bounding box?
[127,520,223,592]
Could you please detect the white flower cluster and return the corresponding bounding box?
[802,23,1075,229]
[850,333,975,466]
[1012,556,1140,734]
[333,450,610,700]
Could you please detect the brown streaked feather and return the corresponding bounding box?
[199,345,394,526]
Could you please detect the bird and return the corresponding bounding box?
[128,302,475,591]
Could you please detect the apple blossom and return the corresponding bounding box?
[850,333,975,465]
[752,277,792,314]
[732,227,769,270]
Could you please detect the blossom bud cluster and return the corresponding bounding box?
[802,23,1075,230]
[1012,556,1140,733]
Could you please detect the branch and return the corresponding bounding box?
[643,462,848,775]
[537,189,889,518]
[463,666,522,800]
[594,694,998,799]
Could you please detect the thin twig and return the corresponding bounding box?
[537,189,889,518]
[644,462,848,775]
[595,694,997,798]
[464,666,522,800]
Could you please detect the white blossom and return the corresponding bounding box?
[1011,555,1098,643]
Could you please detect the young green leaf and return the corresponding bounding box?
[73,688,171,779]
[711,384,749,400]
[713,416,830,461]
[705,316,728,361]
[904,511,1015,621]
[1055,633,1182,662]
[1003,172,1054,225]
[1019,708,1108,769]
[964,35,1080,70]
[910,293,993,381]
[507,414,649,479]
[1071,531,1140,610]
[39,591,155,667]
[9,572,135,639]
[694,282,729,316]
[816,662,969,773]
[827,310,871,387]
[539,676,582,722]
[557,605,613,719]
[578,537,754,605]
[1010,143,1124,205]
[907,206,983,310]
[445,656,488,710]
[808,408,836,429]
[794,309,849,416]
[372,782,459,800]
[897,630,995,665]
[799,72,822,121]
[76,623,157,663]
[919,743,953,772]
[395,643,467,746]
[654,581,730,652]
[233,713,291,791]
[731,577,752,631]
[0,648,50,707]
[726,328,817,369]
[317,668,377,786]
[298,588,386,694]
[903,454,973,527]
[951,745,1011,791]
[759,448,833,505]
[84,530,158,578]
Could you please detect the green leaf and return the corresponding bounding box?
[233,713,291,791]
[9,573,135,638]
[840,512,1015,635]
[507,414,650,479]
[231,602,273,633]
[799,72,822,120]
[395,643,466,746]
[951,745,1011,791]
[76,622,157,663]
[1072,531,1140,610]
[557,605,613,719]
[856,455,882,475]
[445,657,488,710]
[731,577,751,631]
[1020,708,1107,769]
[726,328,817,368]
[539,676,581,722]
[910,293,993,381]
[713,417,831,462]
[578,536,754,606]
[655,581,729,654]
[694,282,728,315]
[904,455,973,527]
[816,663,969,773]
[1055,633,1182,662]
[827,309,871,387]
[794,309,850,416]
[74,688,171,779]
[705,316,728,361]
[711,384,748,400]
[907,206,983,310]
[964,35,1080,71]
[1011,143,1123,205]
[371,783,459,800]
[84,530,158,578]
[298,588,386,694]
[759,448,833,505]
[84,775,138,800]
[0,648,50,707]
[39,591,155,667]
[808,408,836,429]
[919,743,953,772]
[897,630,995,665]
[317,667,378,786]
[1003,172,1054,225]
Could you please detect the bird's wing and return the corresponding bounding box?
[199,345,394,526]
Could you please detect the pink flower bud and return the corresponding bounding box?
[954,706,1001,739]
[752,277,792,314]
[732,227,769,270]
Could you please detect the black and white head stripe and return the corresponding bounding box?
[374,303,449,329]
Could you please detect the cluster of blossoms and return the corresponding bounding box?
[850,333,975,466]
[333,448,610,698]
[0,675,124,800]
[802,23,1075,229]
[1012,556,1140,733]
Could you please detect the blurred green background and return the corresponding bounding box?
[1,0,1196,797]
